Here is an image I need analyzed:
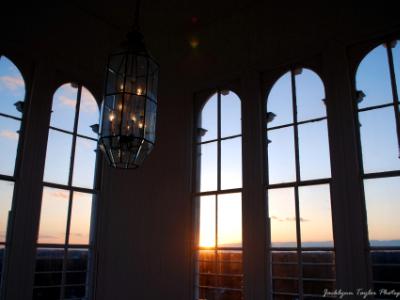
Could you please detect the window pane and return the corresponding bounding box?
[298,120,331,180]
[50,83,78,131]
[299,184,333,248]
[72,137,97,189]
[0,180,14,242]
[267,71,293,128]
[200,94,218,142]
[0,116,20,176]
[200,142,217,192]
[296,69,326,121]
[64,285,86,298]
[32,287,61,299]
[217,193,242,248]
[268,188,296,247]
[393,41,400,98]
[364,177,400,246]
[221,91,241,137]
[199,195,216,248]
[359,107,400,173]
[267,127,296,184]
[221,137,242,190]
[0,245,4,283]
[43,130,73,185]
[67,248,88,271]
[371,250,400,283]
[35,248,64,272]
[0,56,25,118]
[38,187,69,244]
[69,192,93,245]
[356,44,393,109]
[77,87,99,139]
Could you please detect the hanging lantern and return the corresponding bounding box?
[99,8,159,168]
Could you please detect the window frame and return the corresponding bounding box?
[193,88,244,300]
[0,53,29,293]
[33,82,101,300]
[265,68,337,299]
[352,38,400,294]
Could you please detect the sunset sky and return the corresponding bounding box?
[198,42,400,248]
[0,57,97,246]
[1,42,400,248]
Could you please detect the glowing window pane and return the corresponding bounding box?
[199,142,217,192]
[0,116,20,176]
[267,72,293,128]
[72,137,97,189]
[364,177,400,246]
[199,195,216,248]
[298,120,331,180]
[221,91,241,137]
[299,184,333,248]
[268,188,296,247]
[217,193,242,248]
[296,69,326,121]
[77,87,99,139]
[268,127,296,184]
[38,187,69,244]
[0,56,25,118]
[50,83,78,131]
[43,130,73,185]
[221,137,242,189]
[0,180,14,242]
[200,94,217,142]
[359,107,400,173]
[69,192,93,245]
[356,44,393,109]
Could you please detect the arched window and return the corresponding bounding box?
[266,69,335,298]
[0,55,26,286]
[355,40,400,292]
[194,90,243,300]
[33,83,99,299]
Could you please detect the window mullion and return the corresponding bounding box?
[67,85,82,188]
[291,70,304,300]
[386,43,400,158]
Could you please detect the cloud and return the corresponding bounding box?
[58,95,76,108]
[270,216,309,222]
[0,75,24,91]
[80,96,98,113]
[79,138,95,150]
[45,190,69,199]
[57,94,98,114]
[39,234,58,240]
[0,129,18,140]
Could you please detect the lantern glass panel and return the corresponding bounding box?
[101,94,125,136]
[107,54,126,95]
[120,94,145,137]
[135,140,153,165]
[125,54,148,96]
[145,100,156,143]
[147,60,158,101]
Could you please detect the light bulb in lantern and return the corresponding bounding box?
[109,113,115,122]
[118,103,123,110]
[136,87,143,95]
[131,114,137,122]
[119,83,124,91]
[138,122,144,129]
